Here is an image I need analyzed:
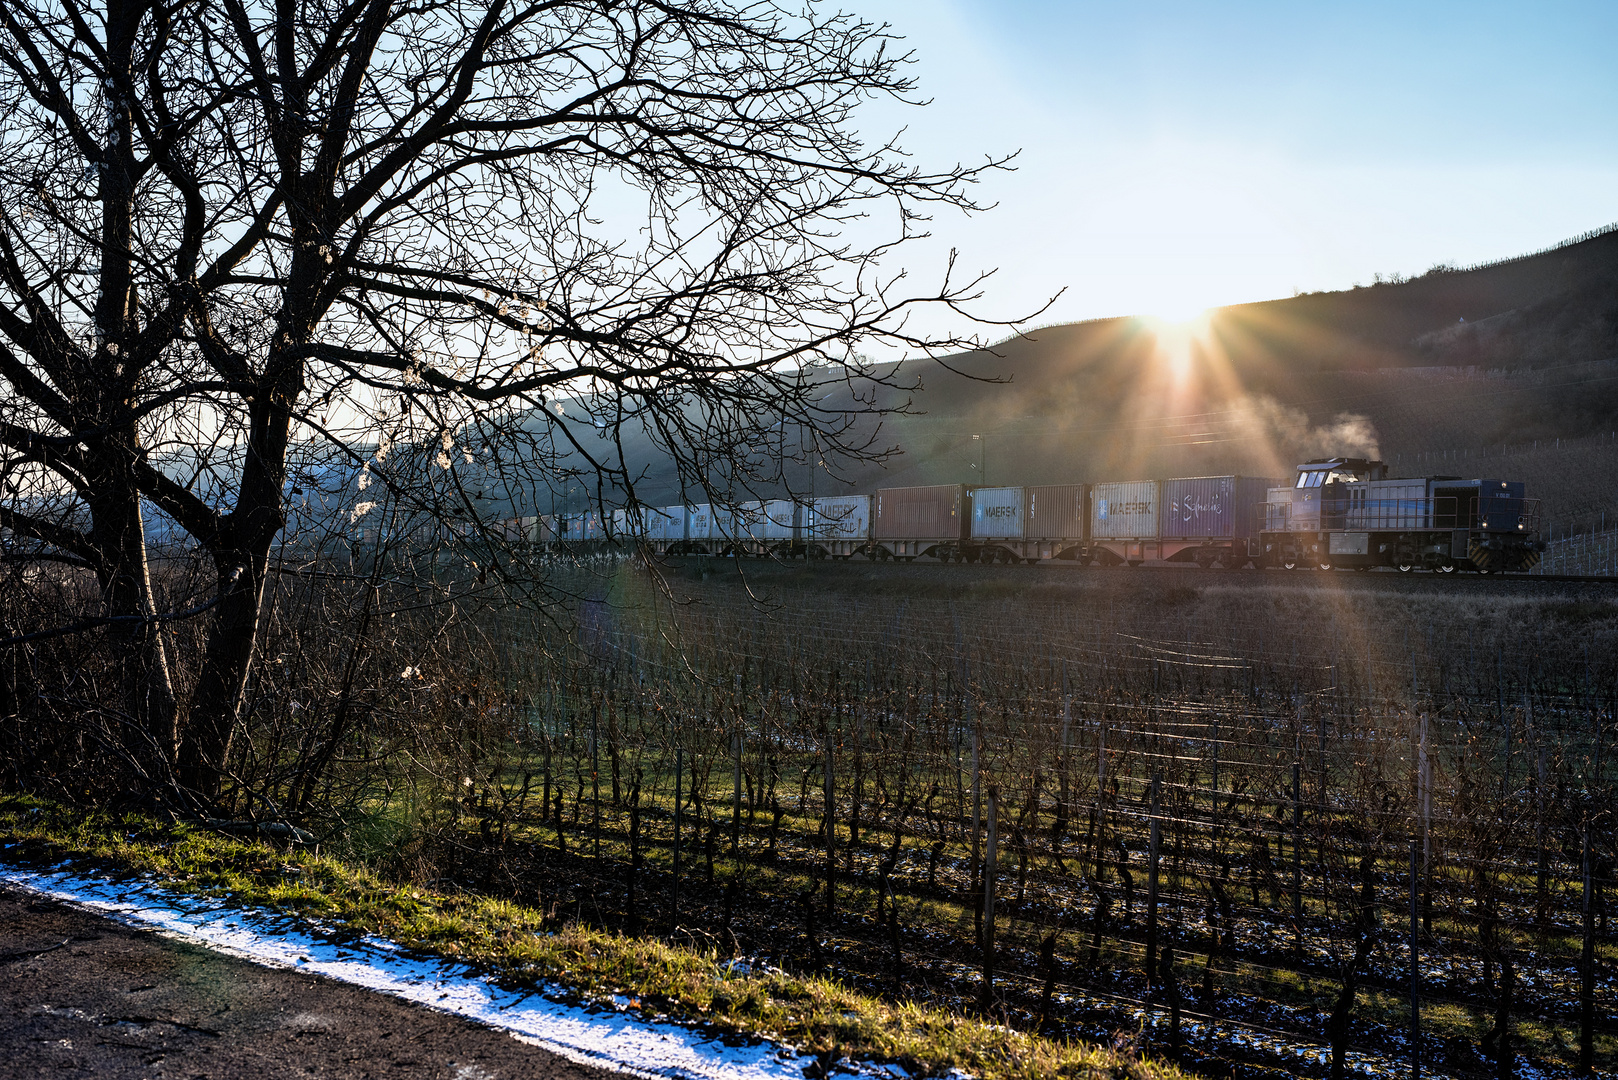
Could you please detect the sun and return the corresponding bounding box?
[1142,309,1213,383]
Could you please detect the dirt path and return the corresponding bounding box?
[0,887,620,1080]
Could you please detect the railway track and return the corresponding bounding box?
[661,554,1618,589]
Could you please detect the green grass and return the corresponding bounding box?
[0,795,1189,1080]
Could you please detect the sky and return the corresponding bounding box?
[853,0,1618,329]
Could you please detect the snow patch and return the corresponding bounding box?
[1,865,856,1080]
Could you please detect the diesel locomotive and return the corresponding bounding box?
[1260,457,1542,573]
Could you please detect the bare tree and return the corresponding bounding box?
[0,0,1014,802]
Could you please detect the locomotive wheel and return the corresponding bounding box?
[1476,566,1495,575]
[1318,560,1333,571]
[1395,559,1415,573]
[1437,562,1456,574]
[1282,558,1297,570]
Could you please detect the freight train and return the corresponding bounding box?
[505,457,1544,574]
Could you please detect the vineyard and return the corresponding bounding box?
[221,560,1617,1079]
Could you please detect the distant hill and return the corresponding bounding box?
[800,222,1618,525]
[537,222,1618,532]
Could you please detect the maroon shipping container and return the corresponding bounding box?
[1026,484,1087,540]
[874,484,967,541]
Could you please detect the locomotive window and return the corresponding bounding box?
[1296,473,1310,488]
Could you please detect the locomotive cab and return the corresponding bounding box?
[1292,458,1384,532]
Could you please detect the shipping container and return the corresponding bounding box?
[561,510,603,542]
[757,499,801,541]
[970,486,1025,539]
[1160,476,1281,539]
[875,485,967,541]
[614,507,678,542]
[710,503,742,542]
[808,495,871,542]
[723,501,763,543]
[1090,480,1159,539]
[645,506,683,542]
[708,500,802,551]
[685,503,715,541]
[1026,484,1087,540]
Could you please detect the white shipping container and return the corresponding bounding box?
[710,503,741,540]
[648,506,685,542]
[612,507,671,541]
[970,487,1025,539]
[759,499,800,541]
[685,503,715,541]
[1090,480,1160,539]
[809,495,871,541]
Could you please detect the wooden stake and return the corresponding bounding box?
[1293,761,1303,955]
[825,736,836,917]
[1145,772,1161,990]
[980,785,999,1008]
[591,711,600,860]
[731,730,743,855]
[672,745,683,930]
[1580,820,1595,1074]
[1409,837,1421,1080]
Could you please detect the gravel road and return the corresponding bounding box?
[0,886,620,1080]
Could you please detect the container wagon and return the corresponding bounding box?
[664,503,715,555]
[966,484,1087,564]
[1156,475,1282,568]
[728,499,802,556]
[559,510,604,546]
[873,484,967,561]
[806,495,872,559]
[1087,480,1160,566]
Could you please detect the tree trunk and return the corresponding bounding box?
[182,555,267,797]
[92,486,179,772]
[183,326,301,798]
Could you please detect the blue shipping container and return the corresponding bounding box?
[1160,476,1283,540]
